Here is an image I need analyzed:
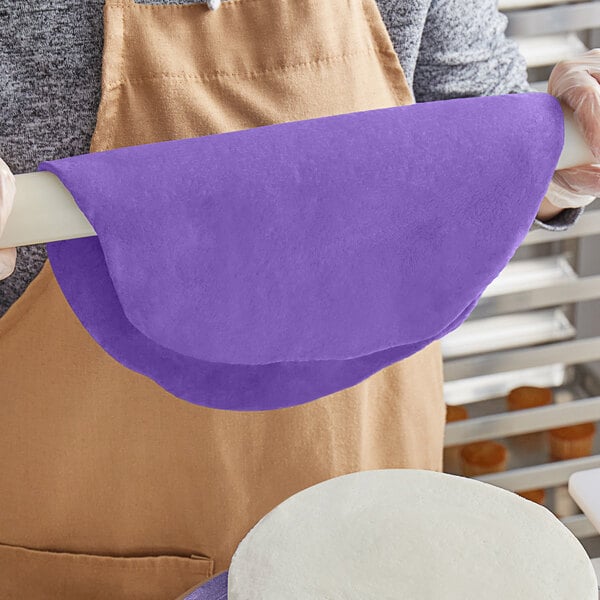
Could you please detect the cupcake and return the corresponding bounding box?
[443,405,469,474]
[446,404,468,423]
[507,386,552,411]
[507,386,553,450]
[517,489,545,505]
[548,423,596,460]
[460,441,508,477]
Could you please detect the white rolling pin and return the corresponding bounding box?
[0,103,596,250]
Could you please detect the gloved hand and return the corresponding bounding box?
[546,48,600,209]
[0,157,17,280]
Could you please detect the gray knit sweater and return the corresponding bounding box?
[0,0,583,317]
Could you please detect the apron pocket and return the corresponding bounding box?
[0,542,214,600]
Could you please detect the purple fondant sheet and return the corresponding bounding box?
[40,93,564,410]
[182,572,228,600]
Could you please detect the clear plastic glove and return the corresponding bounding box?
[546,48,600,209]
[0,157,17,280]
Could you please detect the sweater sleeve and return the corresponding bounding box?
[412,0,585,232]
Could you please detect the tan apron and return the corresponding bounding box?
[0,0,445,598]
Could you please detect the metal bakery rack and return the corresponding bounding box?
[442,0,600,559]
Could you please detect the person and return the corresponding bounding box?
[0,1,598,598]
